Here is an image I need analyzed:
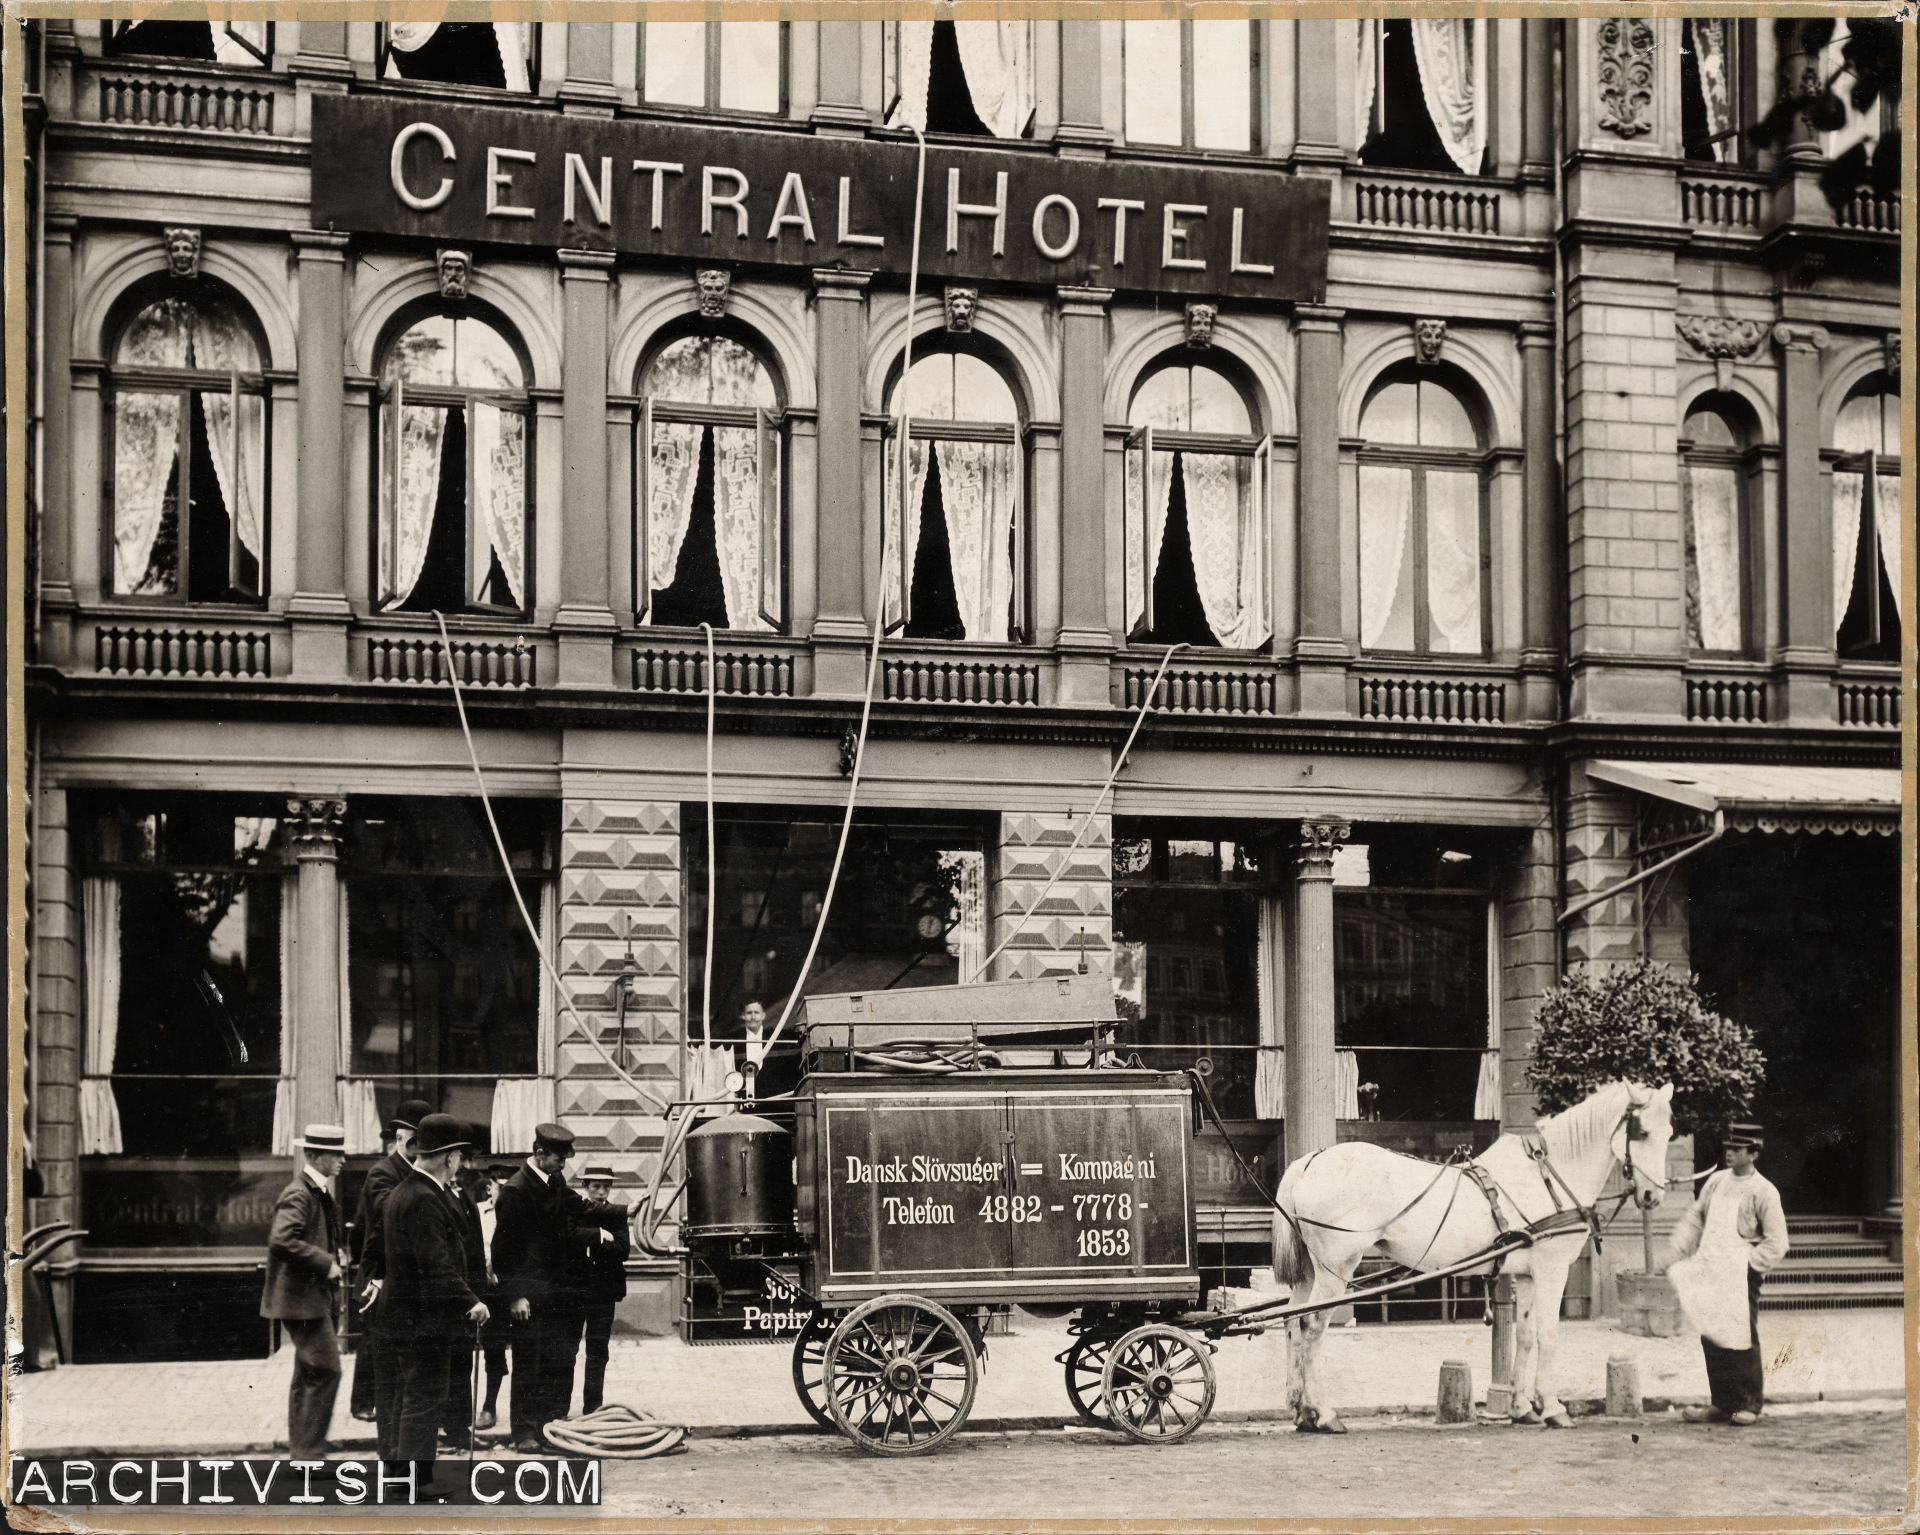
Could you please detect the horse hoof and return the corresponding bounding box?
[1544,1412,1574,1430]
[1510,1409,1543,1426]
[1294,1414,1348,1435]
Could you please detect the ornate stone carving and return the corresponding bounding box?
[285,798,347,853]
[162,225,201,279]
[1677,315,1767,390]
[1886,333,1901,379]
[1413,317,1448,365]
[943,285,978,334]
[436,248,472,302]
[694,266,732,319]
[1596,19,1657,139]
[1770,321,1831,355]
[1184,302,1218,349]
[1294,820,1351,876]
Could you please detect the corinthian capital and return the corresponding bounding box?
[286,798,347,852]
[1295,819,1351,876]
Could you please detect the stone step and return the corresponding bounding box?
[1758,1281,1903,1311]
[1784,1239,1892,1261]
[1784,1216,1865,1236]
[1764,1262,1902,1284]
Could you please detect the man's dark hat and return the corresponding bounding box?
[413,1113,473,1155]
[392,1098,434,1132]
[533,1122,576,1155]
[1723,1121,1764,1149]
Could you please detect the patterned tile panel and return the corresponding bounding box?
[988,812,1114,982]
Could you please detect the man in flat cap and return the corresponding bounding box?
[262,1124,349,1459]
[350,1098,432,1421]
[575,1165,631,1415]
[1663,1121,1790,1425]
[378,1113,488,1496]
[491,1122,623,1451]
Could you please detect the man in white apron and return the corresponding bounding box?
[1662,1122,1789,1424]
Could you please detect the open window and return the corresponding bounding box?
[103,20,270,65]
[1357,372,1487,656]
[636,335,783,633]
[380,23,535,91]
[1123,21,1257,152]
[107,288,269,604]
[376,313,530,616]
[1833,379,1902,661]
[1124,360,1270,650]
[1357,19,1487,175]
[1680,19,1741,163]
[884,349,1024,643]
[885,20,1035,138]
[641,22,785,113]
[1679,395,1755,655]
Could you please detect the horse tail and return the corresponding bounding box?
[1270,1172,1317,1291]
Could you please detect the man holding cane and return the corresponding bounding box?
[351,1098,432,1421]
[261,1123,349,1460]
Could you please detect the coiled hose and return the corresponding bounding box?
[541,1404,688,1459]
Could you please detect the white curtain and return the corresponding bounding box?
[687,1044,737,1103]
[940,850,987,984]
[934,440,1018,642]
[1425,470,1482,653]
[384,402,445,606]
[490,1078,555,1154]
[1359,464,1413,649]
[713,425,764,632]
[1182,453,1267,650]
[1473,1049,1503,1122]
[272,874,296,1157]
[1409,20,1483,176]
[337,882,352,1079]
[888,20,934,130]
[113,392,183,595]
[884,436,934,630]
[271,1079,297,1157]
[470,402,525,606]
[538,882,557,1076]
[1124,442,1174,635]
[647,419,704,600]
[1872,466,1901,619]
[80,878,124,1156]
[1832,468,1863,637]
[1355,22,1377,146]
[1683,463,1742,650]
[1691,20,1733,162]
[388,21,438,52]
[494,23,530,93]
[200,390,264,568]
[1334,1049,1361,1121]
[339,1079,382,1155]
[1254,895,1284,1120]
[954,21,1033,138]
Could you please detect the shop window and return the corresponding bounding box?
[1680,19,1741,163]
[1357,373,1486,656]
[1834,380,1902,661]
[885,20,1035,138]
[642,22,785,113]
[1124,360,1271,650]
[103,19,270,66]
[77,795,288,1160]
[376,312,531,616]
[1679,395,1753,655]
[636,335,783,631]
[1123,20,1257,152]
[344,798,552,1140]
[380,23,535,91]
[885,349,1025,643]
[106,288,269,604]
[1357,19,1487,176]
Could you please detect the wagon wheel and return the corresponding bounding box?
[822,1294,979,1456]
[1100,1325,1217,1445]
[1063,1331,1119,1427]
[790,1308,837,1430]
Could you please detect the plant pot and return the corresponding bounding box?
[1615,1269,1686,1338]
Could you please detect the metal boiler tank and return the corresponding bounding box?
[683,1112,796,1236]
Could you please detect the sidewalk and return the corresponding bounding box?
[8,1308,1903,1458]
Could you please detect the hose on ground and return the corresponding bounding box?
[541,1404,689,1459]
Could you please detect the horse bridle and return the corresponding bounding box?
[1524,1095,1661,1247]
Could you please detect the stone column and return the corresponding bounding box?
[1293,305,1348,713]
[558,21,619,110]
[287,799,346,1134]
[1292,21,1342,165]
[1054,21,1109,155]
[1056,285,1114,705]
[988,813,1113,981]
[812,20,869,135]
[39,215,76,663]
[290,19,352,77]
[1518,320,1559,719]
[1286,819,1348,1162]
[811,268,872,696]
[1520,19,1554,175]
[1774,321,1835,723]
[555,249,619,687]
[288,230,353,681]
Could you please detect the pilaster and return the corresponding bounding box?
[555,249,620,688]
[812,268,873,697]
[1053,21,1110,157]
[1518,320,1560,721]
[39,216,77,664]
[288,230,353,682]
[1773,320,1836,724]
[1056,286,1114,707]
[811,20,870,136]
[1293,305,1348,714]
[558,22,620,113]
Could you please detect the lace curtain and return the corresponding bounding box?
[890,20,1032,138]
[1874,468,1901,618]
[80,878,124,1155]
[1683,462,1743,650]
[1334,1049,1361,1120]
[387,22,529,92]
[1832,468,1863,636]
[191,303,263,565]
[1359,464,1412,649]
[884,438,935,631]
[712,425,766,632]
[113,392,184,594]
[1355,22,1376,148]
[687,1044,737,1104]
[1690,20,1733,162]
[1254,896,1285,1120]
[470,403,525,606]
[1181,453,1267,650]
[935,440,1018,642]
[647,419,704,601]
[490,1078,555,1154]
[1424,470,1482,653]
[1124,446,1178,635]
[339,1079,382,1155]
[1473,1049,1503,1122]
[272,875,296,1156]
[383,402,446,606]
[1410,21,1483,174]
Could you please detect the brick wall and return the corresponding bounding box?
[987,812,1113,981]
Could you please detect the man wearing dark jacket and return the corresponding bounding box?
[575,1165,631,1415]
[376,1114,488,1497]
[261,1124,349,1459]
[439,1156,489,1450]
[350,1098,431,1420]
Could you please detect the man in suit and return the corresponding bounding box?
[575,1165,631,1415]
[490,1123,622,1452]
[261,1123,349,1460]
[439,1151,489,1452]
[473,1163,514,1430]
[350,1098,432,1421]
[377,1113,488,1498]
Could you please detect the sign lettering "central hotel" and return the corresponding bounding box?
[312,96,1330,302]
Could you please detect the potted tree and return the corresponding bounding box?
[1526,960,1766,1336]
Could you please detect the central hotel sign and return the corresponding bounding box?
[312,96,1330,303]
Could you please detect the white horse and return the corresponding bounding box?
[1272,1080,1674,1432]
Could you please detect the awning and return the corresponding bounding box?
[1586,760,1900,834]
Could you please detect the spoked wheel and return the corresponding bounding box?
[1063,1331,1120,1427]
[790,1308,837,1430]
[822,1294,979,1456]
[1101,1324,1217,1445]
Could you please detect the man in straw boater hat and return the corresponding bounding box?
[378,1113,489,1497]
[575,1164,632,1416]
[1661,1121,1790,1425]
[350,1097,433,1421]
[261,1123,350,1460]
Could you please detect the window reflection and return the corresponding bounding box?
[643,22,784,113]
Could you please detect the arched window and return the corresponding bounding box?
[884,348,1024,643]
[1124,359,1271,650]
[1834,377,1901,661]
[1679,395,1752,655]
[376,312,530,615]
[637,335,783,632]
[884,20,1034,138]
[1357,373,1485,655]
[107,286,268,602]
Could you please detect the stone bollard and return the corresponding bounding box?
[1481,1275,1516,1419]
[1606,1356,1643,1418]
[1437,1358,1474,1424]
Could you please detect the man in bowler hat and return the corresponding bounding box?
[377,1113,488,1496]
[576,1165,631,1415]
[350,1098,432,1420]
[262,1123,349,1459]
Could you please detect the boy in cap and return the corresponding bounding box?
[262,1124,349,1459]
[350,1098,432,1421]
[576,1165,631,1415]
[1663,1121,1790,1425]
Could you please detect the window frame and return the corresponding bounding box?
[1121,19,1262,154]
[103,19,273,65]
[1832,383,1902,662]
[638,20,789,116]
[1677,407,1756,658]
[375,22,539,92]
[1358,17,1490,177]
